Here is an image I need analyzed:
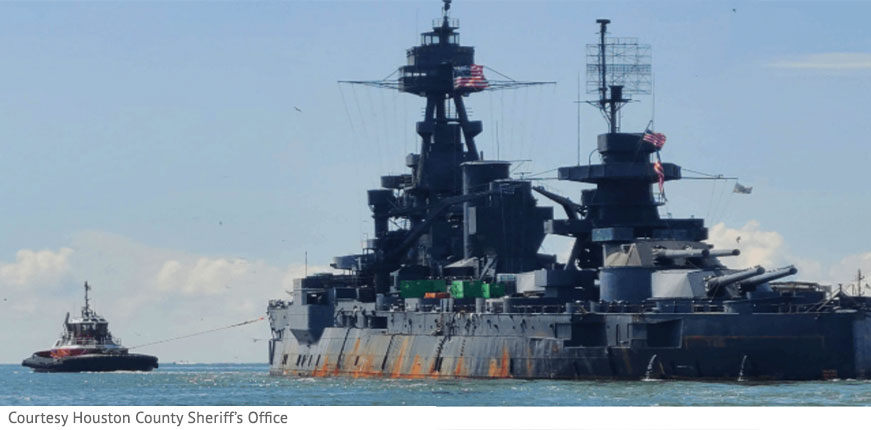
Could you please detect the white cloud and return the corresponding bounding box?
[0,247,74,288]
[767,52,871,70]
[0,230,341,364]
[708,220,832,282]
[828,252,871,294]
[708,220,785,269]
[155,257,255,295]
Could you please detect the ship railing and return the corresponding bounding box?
[70,337,117,346]
[391,297,847,315]
[509,304,568,314]
[432,18,459,29]
[691,303,724,313]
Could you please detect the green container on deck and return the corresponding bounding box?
[450,280,485,298]
[400,279,446,298]
[483,282,506,298]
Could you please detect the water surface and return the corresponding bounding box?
[3,363,870,406]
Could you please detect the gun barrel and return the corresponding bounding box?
[740,266,798,287]
[706,266,765,289]
[708,249,741,257]
[654,248,710,259]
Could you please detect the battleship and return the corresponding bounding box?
[22,282,158,372]
[266,0,871,380]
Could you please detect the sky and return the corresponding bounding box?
[1,0,870,364]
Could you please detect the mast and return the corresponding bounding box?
[333,0,554,292]
[551,20,704,279]
[83,281,91,314]
[82,281,97,319]
[590,19,637,134]
[596,19,611,132]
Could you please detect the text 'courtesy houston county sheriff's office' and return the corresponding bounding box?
[7,410,289,426]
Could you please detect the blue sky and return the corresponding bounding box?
[1,0,870,363]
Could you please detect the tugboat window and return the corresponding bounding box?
[421,34,440,45]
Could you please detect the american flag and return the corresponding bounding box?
[643,130,666,149]
[454,64,488,90]
[653,156,665,196]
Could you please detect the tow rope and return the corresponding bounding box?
[129,316,266,350]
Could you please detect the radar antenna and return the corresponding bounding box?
[585,19,651,133]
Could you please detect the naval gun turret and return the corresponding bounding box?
[653,248,710,259]
[737,266,799,291]
[705,266,765,293]
[542,20,710,303]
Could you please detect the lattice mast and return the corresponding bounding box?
[342,0,552,178]
[331,1,556,292]
[586,19,651,133]
[550,19,702,277]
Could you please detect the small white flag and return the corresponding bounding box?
[733,183,753,194]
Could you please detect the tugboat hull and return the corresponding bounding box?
[22,353,159,373]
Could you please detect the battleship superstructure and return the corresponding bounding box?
[22,283,158,372]
[267,1,871,380]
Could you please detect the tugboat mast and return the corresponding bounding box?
[83,281,91,316]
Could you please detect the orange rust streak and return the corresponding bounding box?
[355,354,376,378]
[454,356,465,377]
[390,337,409,378]
[313,355,330,377]
[351,342,372,379]
[346,338,361,369]
[499,344,511,378]
[526,345,533,377]
[406,355,425,379]
[488,358,499,377]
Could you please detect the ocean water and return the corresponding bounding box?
[2,363,871,406]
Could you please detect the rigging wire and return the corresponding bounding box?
[129,317,266,350]
[682,167,727,178]
[488,89,495,159]
[339,82,367,242]
[525,168,559,178]
[364,87,384,173]
[710,177,733,226]
[403,92,410,155]
[483,65,516,81]
[500,89,505,159]
[350,84,369,137]
[705,178,718,221]
[338,83,357,134]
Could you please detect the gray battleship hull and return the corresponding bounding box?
[265,5,871,383]
[269,309,871,380]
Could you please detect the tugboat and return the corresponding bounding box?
[22,282,158,372]
[266,1,871,380]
